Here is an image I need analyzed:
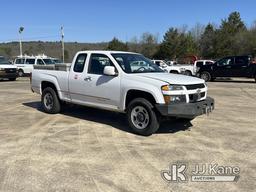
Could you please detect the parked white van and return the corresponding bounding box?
[14,54,56,77]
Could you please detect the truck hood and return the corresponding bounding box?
[135,72,204,85]
[0,65,17,69]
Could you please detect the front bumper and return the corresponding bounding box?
[0,71,17,78]
[155,97,214,118]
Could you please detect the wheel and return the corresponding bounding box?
[9,78,16,81]
[127,98,160,136]
[41,87,61,114]
[184,70,192,76]
[200,71,211,82]
[170,70,179,74]
[18,69,24,77]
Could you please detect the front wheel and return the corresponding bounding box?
[200,71,211,82]
[42,87,61,114]
[18,69,24,77]
[127,98,160,136]
[9,78,16,81]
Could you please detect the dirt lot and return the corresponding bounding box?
[0,77,255,192]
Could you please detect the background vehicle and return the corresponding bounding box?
[14,54,56,77]
[193,60,214,75]
[152,59,187,74]
[0,56,17,81]
[32,51,214,136]
[198,55,256,82]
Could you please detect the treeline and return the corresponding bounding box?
[0,11,255,62]
[108,11,256,60]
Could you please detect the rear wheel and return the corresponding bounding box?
[42,87,61,114]
[184,70,192,76]
[18,69,24,77]
[170,70,179,74]
[200,71,211,82]
[127,98,160,136]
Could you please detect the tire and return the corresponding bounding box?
[127,98,160,136]
[9,78,16,81]
[200,71,211,82]
[41,87,61,114]
[184,70,192,76]
[18,69,24,77]
[170,70,179,74]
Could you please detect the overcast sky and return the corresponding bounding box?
[1,0,255,42]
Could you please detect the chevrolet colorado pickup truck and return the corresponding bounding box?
[198,55,256,82]
[31,51,214,136]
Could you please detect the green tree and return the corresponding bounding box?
[215,11,246,57]
[107,38,128,51]
[199,24,217,58]
[154,27,198,59]
[140,32,158,58]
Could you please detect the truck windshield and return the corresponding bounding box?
[111,53,163,73]
[0,57,10,64]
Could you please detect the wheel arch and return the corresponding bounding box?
[124,89,158,111]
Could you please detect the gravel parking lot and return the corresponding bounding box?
[0,77,255,192]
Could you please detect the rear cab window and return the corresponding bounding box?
[73,54,87,73]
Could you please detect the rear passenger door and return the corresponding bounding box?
[232,56,250,77]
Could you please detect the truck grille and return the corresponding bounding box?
[189,92,205,102]
[185,84,205,90]
[5,68,16,73]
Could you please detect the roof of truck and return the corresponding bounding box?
[77,50,139,55]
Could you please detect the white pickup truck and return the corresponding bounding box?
[31,51,214,136]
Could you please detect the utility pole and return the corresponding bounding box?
[61,26,65,63]
[19,27,24,56]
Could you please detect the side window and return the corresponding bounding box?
[88,54,114,75]
[235,57,248,65]
[155,61,160,66]
[196,61,204,67]
[15,59,25,64]
[205,61,213,65]
[73,54,87,73]
[25,59,35,64]
[217,58,234,66]
[36,59,44,65]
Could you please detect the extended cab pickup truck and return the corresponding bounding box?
[198,55,256,82]
[31,51,214,136]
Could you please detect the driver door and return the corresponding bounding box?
[213,57,234,77]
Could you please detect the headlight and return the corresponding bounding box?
[163,95,186,104]
[162,85,184,91]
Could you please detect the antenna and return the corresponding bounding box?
[61,26,65,63]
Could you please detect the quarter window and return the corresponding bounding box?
[73,54,87,73]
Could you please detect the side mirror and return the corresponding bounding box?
[103,66,117,76]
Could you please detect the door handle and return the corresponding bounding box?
[226,66,231,68]
[241,66,247,68]
[84,76,92,81]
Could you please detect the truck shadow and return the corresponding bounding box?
[23,102,192,135]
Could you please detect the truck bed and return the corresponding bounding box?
[33,63,71,71]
